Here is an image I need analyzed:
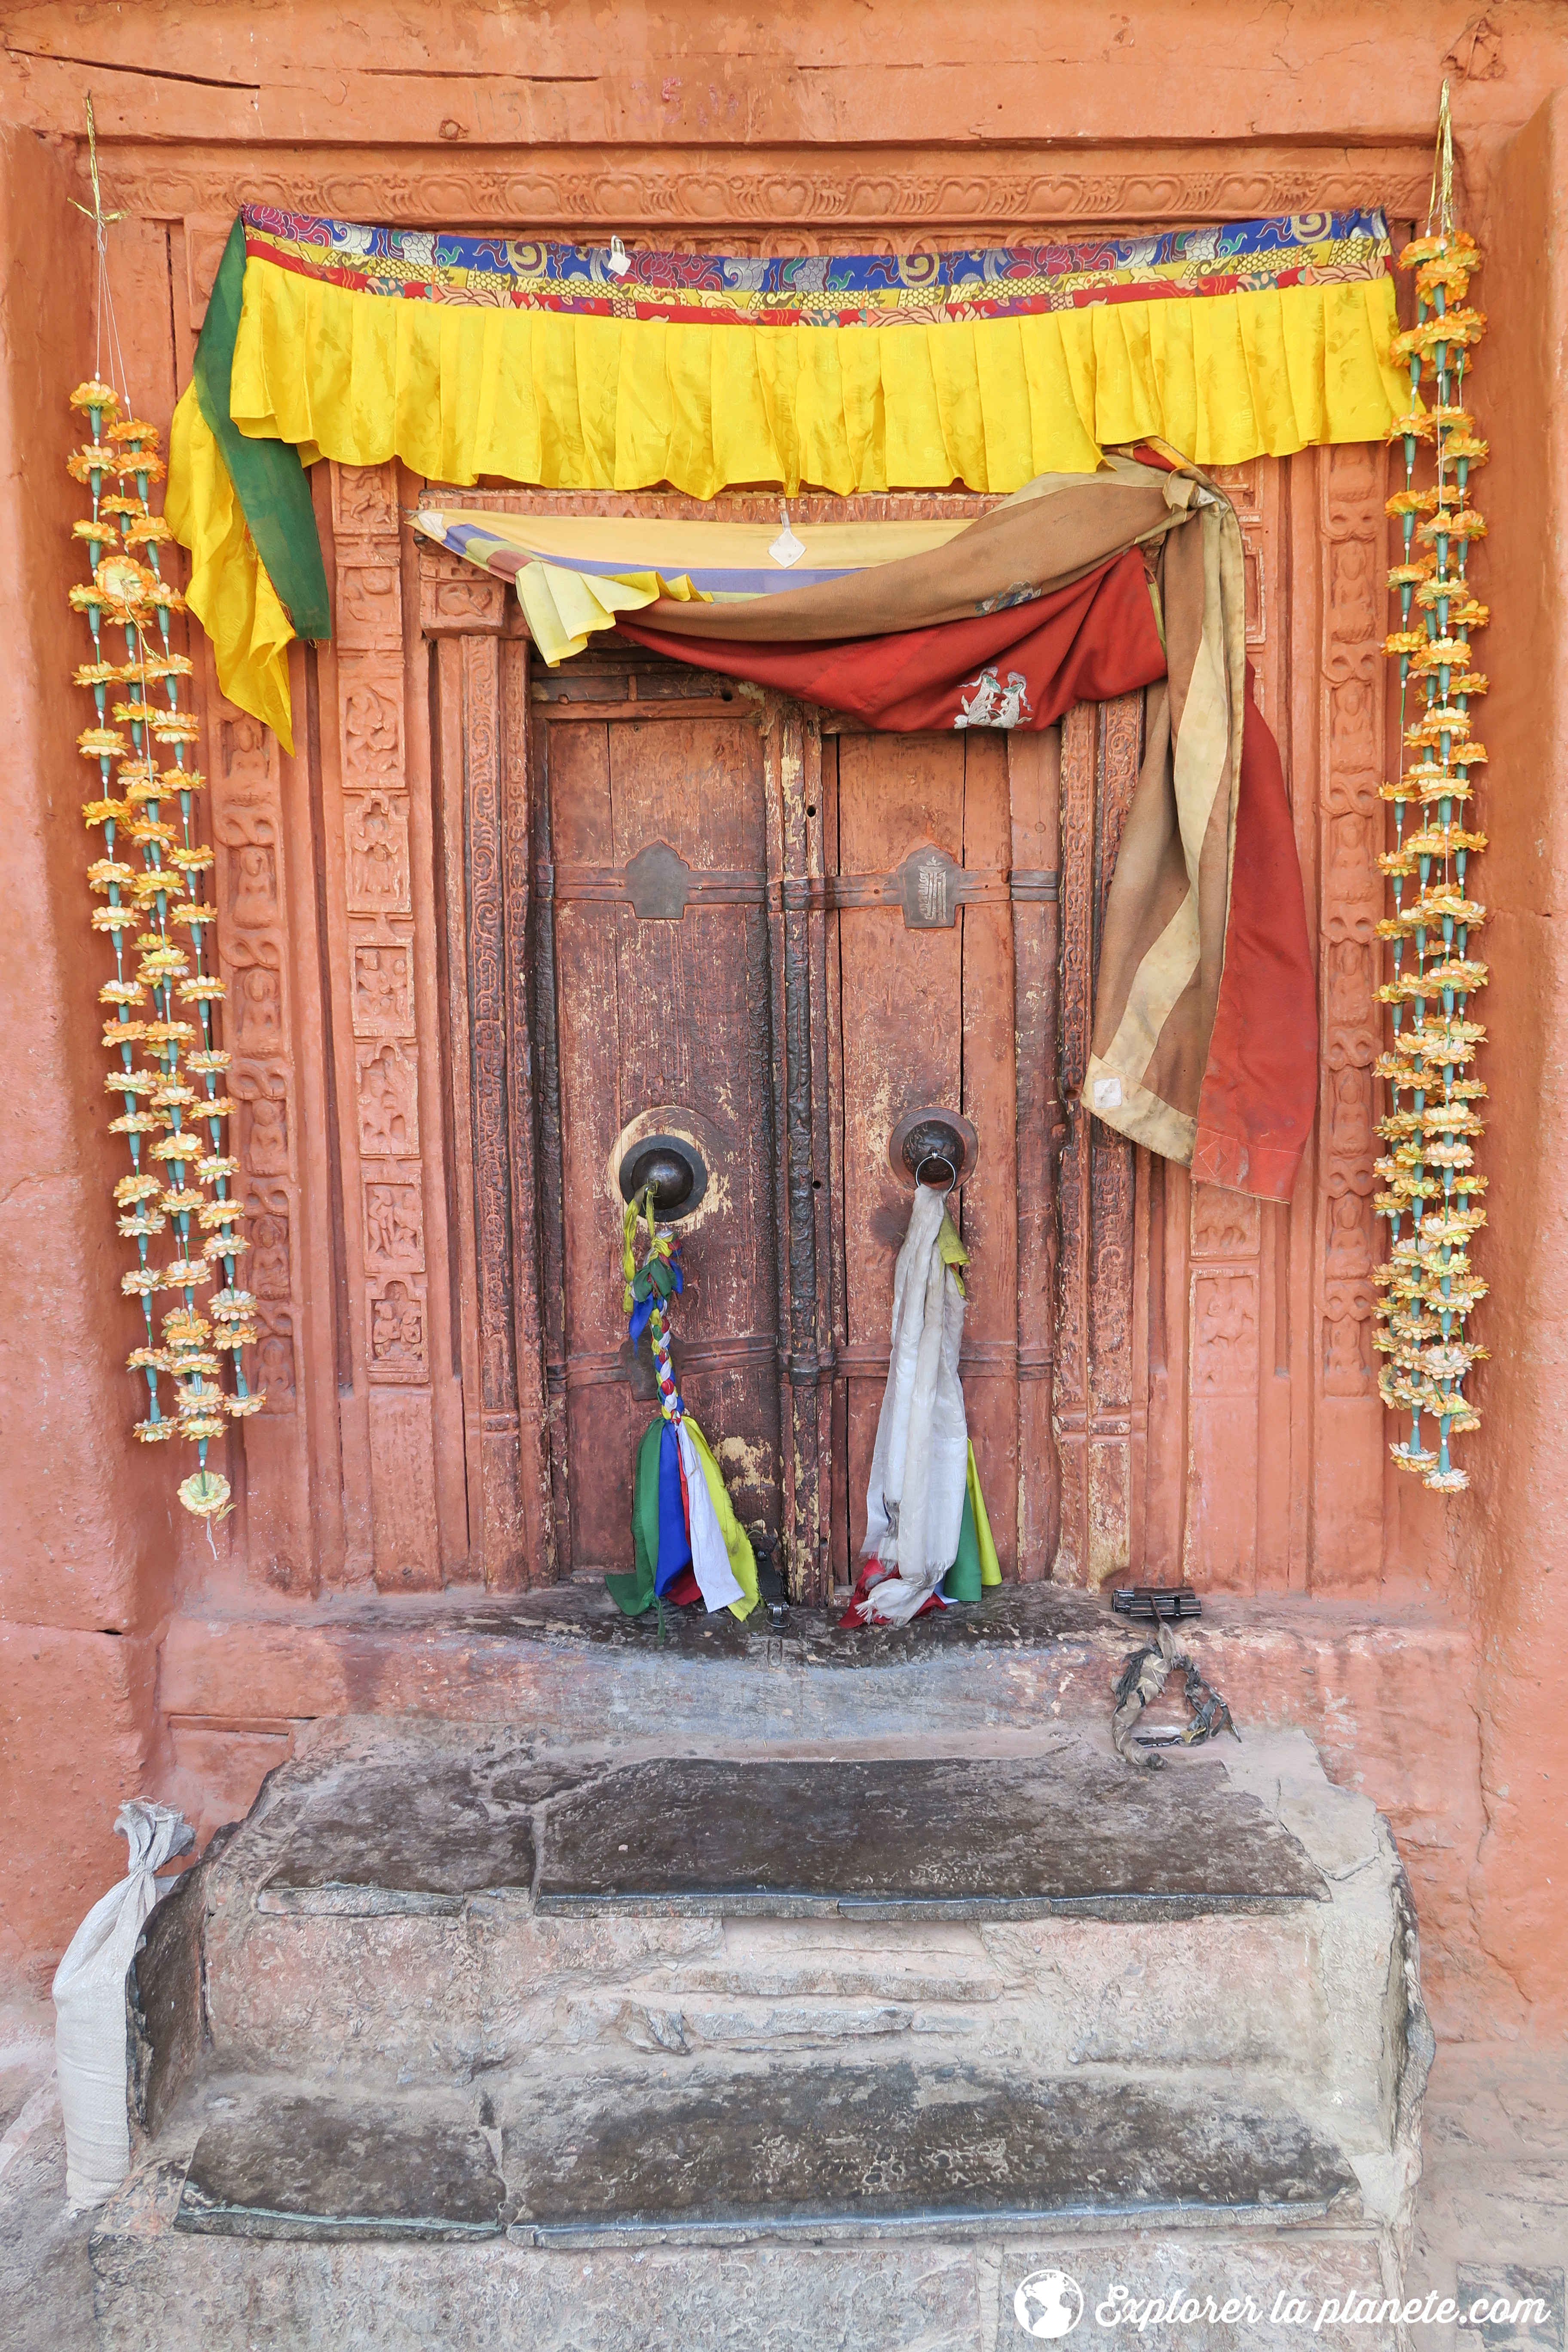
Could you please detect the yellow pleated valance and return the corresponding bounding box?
[168,207,1410,738]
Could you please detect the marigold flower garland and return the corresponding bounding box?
[69,379,262,1521]
[1375,93,1488,1494]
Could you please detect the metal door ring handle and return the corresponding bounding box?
[914,1153,957,1194]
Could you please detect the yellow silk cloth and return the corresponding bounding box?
[169,254,1406,738]
[166,389,298,748]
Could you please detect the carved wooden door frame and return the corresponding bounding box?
[407,453,1394,1602]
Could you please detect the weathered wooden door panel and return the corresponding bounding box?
[540,700,782,1571]
[830,729,1019,1577]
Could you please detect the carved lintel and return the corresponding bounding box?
[417,548,508,637]
[109,144,1438,234]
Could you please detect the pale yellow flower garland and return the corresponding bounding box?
[70,380,262,1521]
[1375,94,1489,1493]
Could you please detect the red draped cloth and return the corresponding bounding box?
[620,527,1315,1204]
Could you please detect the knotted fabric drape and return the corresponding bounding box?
[166,205,1408,743]
[421,455,1317,1203]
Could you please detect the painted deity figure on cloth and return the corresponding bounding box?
[954,665,1034,729]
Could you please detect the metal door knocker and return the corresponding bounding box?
[618,1132,709,1222]
[888,1105,979,1195]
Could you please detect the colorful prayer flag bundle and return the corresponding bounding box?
[69,379,260,1523]
[1374,92,1489,1493]
[605,1191,759,1622]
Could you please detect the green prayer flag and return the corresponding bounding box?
[605,1417,662,1617]
[942,1443,1003,1602]
[944,1488,984,1603]
[192,217,331,640]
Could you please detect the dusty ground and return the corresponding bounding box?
[0,1997,1561,2352]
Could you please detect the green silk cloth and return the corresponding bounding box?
[191,217,331,642]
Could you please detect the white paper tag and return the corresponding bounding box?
[769,512,805,568]
[1091,1075,1124,1111]
[606,235,630,279]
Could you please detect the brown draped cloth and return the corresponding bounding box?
[605,453,1314,1204]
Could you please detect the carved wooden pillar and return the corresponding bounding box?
[1309,443,1388,1590]
[1129,456,1307,1595]
[322,462,459,1589]
[1054,696,1141,1585]
[205,674,317,1589]
[1009,729,1063,1580]
[424,539,553,1588]
[767,702,827,1602]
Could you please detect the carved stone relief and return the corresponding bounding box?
[368,1276,429,1379]
[351,942,415,1034]
[356,1040,420,1158]
[1191,1272,1260,1396]
[364,1180,426,1271]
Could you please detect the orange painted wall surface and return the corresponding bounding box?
[0,3,1564,2031]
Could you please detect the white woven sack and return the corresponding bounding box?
[51,1799,193,2207]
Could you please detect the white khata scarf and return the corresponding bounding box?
[852,1182,970,1626]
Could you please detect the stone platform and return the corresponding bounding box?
[92,1682,1433,2352]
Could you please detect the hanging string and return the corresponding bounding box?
[70,95,131,407]
[1424,77,1455,239]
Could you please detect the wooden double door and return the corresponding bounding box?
[517,640,1142,1602]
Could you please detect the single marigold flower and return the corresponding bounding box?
[70,379,122,419]
[1417,508,1487,544]
[116,451,168,488]
[66,443,118,483]
[1383,409,1435,444]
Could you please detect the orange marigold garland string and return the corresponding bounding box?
[1376,83,1488,1494]
[70,110,260,1523]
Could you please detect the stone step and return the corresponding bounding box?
[92,2063,1403,2352]
[135,1721,1420,2188]
[156,2061,1368,2243]
[107,1691,1433,2352]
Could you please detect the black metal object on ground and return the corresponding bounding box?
[1112,1585,1201,1621]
